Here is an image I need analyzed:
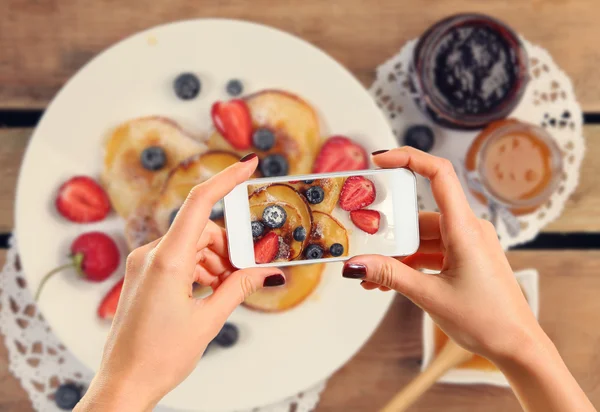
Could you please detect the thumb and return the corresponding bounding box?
[342,255,438,305]
[201,268,285,325]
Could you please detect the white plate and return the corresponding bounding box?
[15,19,396,412]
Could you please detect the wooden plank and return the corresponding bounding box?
[2,0,600,110]
[544,125,600,232]
[0,251,34,412]
[1,126,599,233]
[0,129,29,232]
[317,250,600,411]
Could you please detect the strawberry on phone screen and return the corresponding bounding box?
[254,231,279,264]
[313,136,368,173]
[339,176,376,211]
[350,209,381,234]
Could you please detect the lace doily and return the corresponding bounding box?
[370,38,585,249]
[0,236,326,412]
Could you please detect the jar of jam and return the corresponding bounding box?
[465,119,563,215]
[411,14,529,130]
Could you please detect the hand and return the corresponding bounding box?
[342,147,536,360]
[344,147,596,412]
[76,154,285,412]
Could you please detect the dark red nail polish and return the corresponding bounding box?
[343,263,367,279]
[240,153,257,162]
[263,274,285,287]
[371,149,389,156]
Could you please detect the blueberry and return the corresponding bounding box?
[305,186,325,204]
[174,73,201,100]
[169,208,179,226]
[262,205,287,228]
[304,244,324,260]
[226,79,244,96]
[303,180,314,184]
[252,128,276,151]
[140,146,167,171]
[330,243,344,257]
[55,383,83,410]
[215,323,239,348]
[403,125,435,153]
[252,220,265,238]
[260,154,289,177]
[293,226,306,242]
[210,199,224,220]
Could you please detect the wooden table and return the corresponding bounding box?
[2,1,600,411]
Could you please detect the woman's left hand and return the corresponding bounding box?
[75,155,285,412]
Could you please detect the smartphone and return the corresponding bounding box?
[223,168,419,268]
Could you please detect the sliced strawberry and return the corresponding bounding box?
[211,99,252,150]
[254,232,279,264]
[98,278,124,320]
[339,176,376,211]
[313,136,368,173]
[55,176,111,223]
[350,210,381,234]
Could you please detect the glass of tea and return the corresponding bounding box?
[465,119,563,215]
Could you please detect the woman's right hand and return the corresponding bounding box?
[344,147,596,412]
[343,147,538,361]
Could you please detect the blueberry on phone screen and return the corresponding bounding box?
[305,186,325,204]
[329,243,344,257]
[252,221,265,238]
[304,244,324,259]
[293,226,306,241]
[262,205,287,228]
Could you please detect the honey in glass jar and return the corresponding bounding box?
[465,119,563,215]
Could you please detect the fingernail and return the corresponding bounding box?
[240,153,257,162]
[343,263,367,279]
[371,149,389,156]
[263,274,285,287]
[360,280,367,285]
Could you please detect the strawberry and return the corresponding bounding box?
[35,232,120,301]
[313,136,368,173]
[350,210,381,234]
[55,176,111,223]
[211,99,252,150]
[339,176,376,211]
[254,231,279,264]
[98,278,124,320]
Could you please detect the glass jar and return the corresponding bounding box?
[465,119,563,215]
[410,14,529,130]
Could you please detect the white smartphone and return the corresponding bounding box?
[223,168,419,268]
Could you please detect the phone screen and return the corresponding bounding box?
[235,169,418,266]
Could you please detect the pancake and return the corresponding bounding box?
[243,264,323,312]
[207,90,321,175]
[102,116,204,218]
